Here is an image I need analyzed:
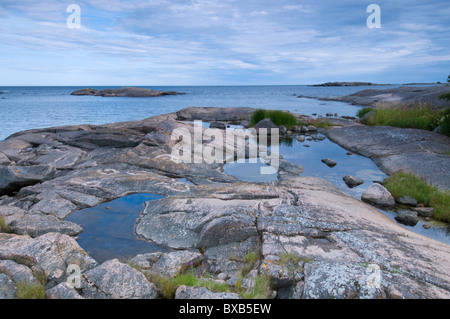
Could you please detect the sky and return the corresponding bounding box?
[0,0,449,86]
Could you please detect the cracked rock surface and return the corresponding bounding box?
[0,107,449,299]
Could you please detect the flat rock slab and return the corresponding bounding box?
[320,85,450,108]
[326,124,450,190]
[0,107,449,299]
[175,285,241,299]
[79,259,158,299]
[176,106,255,122]
[0,232,97,285]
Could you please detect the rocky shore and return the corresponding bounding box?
[315,85,450,108]
[0,107,449,299]
[71,87,184,97]
[324,121,450,190]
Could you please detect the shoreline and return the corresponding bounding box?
[0,106,449,299]
[299,84,450,109]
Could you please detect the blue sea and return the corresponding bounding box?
[0,85,396,141]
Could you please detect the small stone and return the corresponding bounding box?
[254,118,277,130]
[217,273,228,281]
[278,125,287,135]
[303,145,310,148]
[396,196,417,207]
[342,175,364,188]
[395,211,419,226]
[361,183,396,208]
[307,125,317,132]
[422,224,431,229]
[412,207,434,218]
[45,282,84,299]
[321,159,337,167]
[210,122,227,130]
[346,152,353,155]
[297,135,305,142]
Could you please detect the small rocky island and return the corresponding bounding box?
[317,85,450,108]
[310,82,387,87]
[71,87,184,97]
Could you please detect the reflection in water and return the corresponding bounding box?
[66,193,167,264]
[223,134,450,245]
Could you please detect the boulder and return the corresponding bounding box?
[254,118,278,132]
[412,207,434,218]
[361,183,396,208]
[209,122,227,130]
[278,125,287,135]
[150,251,204,277]
[0,165,56,196]
[395,211,419,226]
[79,259,158,299]
[395,196,418,207]
[45,282,84,299]
[0,232,97,285]
[9,213,83,237]
[342,175,364,188]
[303,262,380,299]
[0,260,39,285]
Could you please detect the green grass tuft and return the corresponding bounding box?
[144,270,232,299]
[384,171,450,222]
[240,274,272,299]
[439,92,450,101]
[16,281,45,299]
[0,216,10,233]
[360,104,450,137]
[250,109,298,129]
[357,107,374,118]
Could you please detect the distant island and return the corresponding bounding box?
[310,82,389,87]
[71,87,185,97]
[314,85,450,108]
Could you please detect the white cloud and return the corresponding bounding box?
[0,0,449,85]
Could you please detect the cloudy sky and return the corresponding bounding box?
[0,0,449,85]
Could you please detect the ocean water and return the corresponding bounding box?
[0,85,396,141]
